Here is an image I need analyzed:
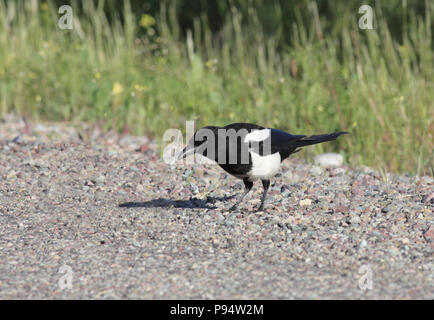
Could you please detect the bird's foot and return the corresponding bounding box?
[229,204,238,212]
[255,205,264,213]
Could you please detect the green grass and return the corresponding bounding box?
[0,0,432,175]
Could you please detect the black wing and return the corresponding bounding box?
[269,128,306,149]
[240,127,305,156]
[223,123,265,132]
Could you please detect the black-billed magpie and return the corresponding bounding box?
[178,123,347,211]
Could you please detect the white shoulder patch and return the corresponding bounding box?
[244,129,270,143]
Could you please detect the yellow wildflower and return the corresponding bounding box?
[134,84,148,91]
[140,14,155,29]
[111,82,123,95]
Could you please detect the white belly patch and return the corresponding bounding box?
[248,151,281,180]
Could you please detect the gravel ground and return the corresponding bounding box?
[0,115,432,299]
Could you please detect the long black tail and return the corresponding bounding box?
[294,131,348,148]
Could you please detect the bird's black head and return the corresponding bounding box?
[177,126,219,161]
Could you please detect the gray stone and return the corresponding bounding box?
[314,153,344,167]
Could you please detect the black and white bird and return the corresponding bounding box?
[178,123,347,211]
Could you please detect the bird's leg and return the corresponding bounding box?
[256,179,270,212]
[229,179,253,211]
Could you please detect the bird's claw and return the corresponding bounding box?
[229,205,237,211]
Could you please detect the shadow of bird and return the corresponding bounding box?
[118,195,236,210]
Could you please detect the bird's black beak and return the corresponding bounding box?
[177,145,195,161]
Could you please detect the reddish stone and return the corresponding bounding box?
[423,226,434,241]
[336,192,346,200]
[362,175,375,185]
[138,143,150,153]
[334,205,349,214]
[422,193,434,203]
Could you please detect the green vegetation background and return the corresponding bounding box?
[0,0,432,175]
